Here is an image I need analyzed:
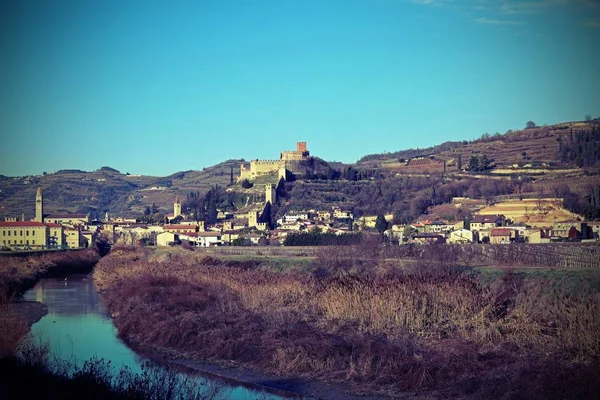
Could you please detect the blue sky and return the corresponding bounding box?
[1,0,599,176]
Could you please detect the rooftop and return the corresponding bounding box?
[0,221,46,227]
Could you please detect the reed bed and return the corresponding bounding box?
[94,246,600,398]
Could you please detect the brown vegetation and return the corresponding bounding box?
[94,246,600,398]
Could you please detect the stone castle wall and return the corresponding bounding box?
[239,142,309,181]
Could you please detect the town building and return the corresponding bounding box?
[448,229,473,244]
[179,232,222,247]
[470,215,506,231]
[0,221,48,250]
[552,220,586,239]
[490,228,512,244]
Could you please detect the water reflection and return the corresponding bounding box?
[22,273,285,400]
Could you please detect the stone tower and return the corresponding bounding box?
[174,196,181,218]
[278,165,287,181]
[35,187,43,222]
[265,184,276,205]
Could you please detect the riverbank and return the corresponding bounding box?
[94,246,600,399]
[0,249,100,303]
[0,250,100,357]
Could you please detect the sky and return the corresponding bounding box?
[1,0,599,177]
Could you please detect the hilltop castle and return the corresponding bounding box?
[239,142,310,181]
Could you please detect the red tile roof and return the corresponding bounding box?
[490,228,512,236]
[44,223,62,228]
[180,232,221,237]
[0,221,46,227]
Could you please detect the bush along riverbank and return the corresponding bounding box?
[94,246,600,399]
[0,340,222,400]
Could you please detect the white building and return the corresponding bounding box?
[448,229,473,244]
[156,232,177,246]
[179,232,222,247]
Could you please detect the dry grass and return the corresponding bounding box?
[93,246,600,398]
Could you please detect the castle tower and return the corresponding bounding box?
[35,187,43,222]
[296,141,307,153]
[265,184,276,205]
[278,165,287,181]
[174,196,181,218]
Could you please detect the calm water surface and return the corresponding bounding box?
[21,273,285,400]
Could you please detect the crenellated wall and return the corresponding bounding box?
[239,142,309,180]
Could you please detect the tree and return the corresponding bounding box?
[375,214,388,233]
[457,154,462,170]
[468,155,479,171]
[585,115,592,122]
[143,206,151,216]
[241,179,253,189]
[525,121,537,129]
[230,168,234,185]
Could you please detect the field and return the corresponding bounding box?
[93,245,600,398]
[476,198,580,226]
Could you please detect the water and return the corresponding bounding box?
[21,273,287,400]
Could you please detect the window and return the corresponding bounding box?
[32,240,35,245]
[19,240,22,244]
[32,231,35,236]
[20,230,23,236]
[2,231,4,236]
[26,240,29,245]
[26,231,29,236]
[8,231,10,236]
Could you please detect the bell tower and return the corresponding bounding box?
[35,187,43,222]
[174,196,181,218]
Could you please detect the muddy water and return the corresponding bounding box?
[21,273,287,400]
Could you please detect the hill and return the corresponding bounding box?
[0,161,241,220]
[357,121,598,175]
[1,120,598,223]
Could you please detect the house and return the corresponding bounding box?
[412,233,446,244]
[316,211,332,221]
[239,233,267,245]
[179,232,222,247]
[448,229,473,244]
[333,209,354,220]
[163,224,200,234]
[490,228,512,244]
[552,220,586,239]
[587,222,600,240]
[424,221,454,234]
[410,222,426,233]
[45,223,65,248]
[523,228,551,244]
[156,231,177,246]
[470,215,506,231]
[282,213,309,223]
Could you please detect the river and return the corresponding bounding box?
[20,272,291,400]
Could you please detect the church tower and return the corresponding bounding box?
[35,187,43,222]
[174,196,181,218]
